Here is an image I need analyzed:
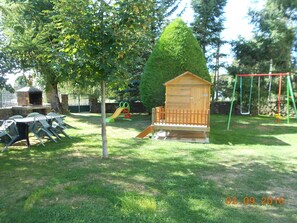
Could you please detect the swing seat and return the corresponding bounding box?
[241,111,251,115]
[239,76,253,116]
[274,114,286,122]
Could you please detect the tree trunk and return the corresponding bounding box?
[212,72,216,102]
[101,80,108,158]
[215,42,220,101]
[89,95,100,113]
[46,82,63,113]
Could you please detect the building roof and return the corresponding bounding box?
[16,86,42,93]
[164,71,212,86]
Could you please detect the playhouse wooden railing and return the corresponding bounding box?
[152,107,210,126]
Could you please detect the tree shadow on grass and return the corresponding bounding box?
[210,127,295,146]
[3,113,296,222]
[0,135,85,162]
[101,151,297,222]
[1,133,297,222]
[58,150,297,222]
[69,112,151,132]
[69,113,297,146]
[210,115,297,146]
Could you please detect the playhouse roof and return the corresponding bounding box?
[164,71,212,86]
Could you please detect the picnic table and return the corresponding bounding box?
[1,115,66,150]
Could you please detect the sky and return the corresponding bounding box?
[180,0,265,40]
[178,0,266,70]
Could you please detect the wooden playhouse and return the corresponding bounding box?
[137,71,211,142]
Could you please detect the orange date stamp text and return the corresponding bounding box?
[225,196,285,205]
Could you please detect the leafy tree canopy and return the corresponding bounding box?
[51,0,155,157]
[229,0,297,75]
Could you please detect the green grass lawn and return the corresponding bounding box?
[1,113,297,223]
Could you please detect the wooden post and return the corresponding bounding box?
[277,76,282,115]
[207,110,209,126]
[152,108,155,124]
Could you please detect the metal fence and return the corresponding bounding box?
[0,91,90,108]
[0,90,17,108]
[67,94,89,106]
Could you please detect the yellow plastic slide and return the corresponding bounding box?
[106,107,125,123]
[136,125,153,138]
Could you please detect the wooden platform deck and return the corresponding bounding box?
[153,122,209,132]
[150,107,210,143]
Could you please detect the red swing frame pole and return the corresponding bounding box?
[277,76,282,115]
[237,73,290,77]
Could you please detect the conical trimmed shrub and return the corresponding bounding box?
[140,18,210,111]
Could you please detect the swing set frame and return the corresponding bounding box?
[227,73,297,130]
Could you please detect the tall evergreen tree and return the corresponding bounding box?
[191,0,227,59]
[149,0,184,44]
[191,0,227,101]
[271,0,297,20]
[140,18,210,111]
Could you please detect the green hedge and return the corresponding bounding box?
[140,18,210,111]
